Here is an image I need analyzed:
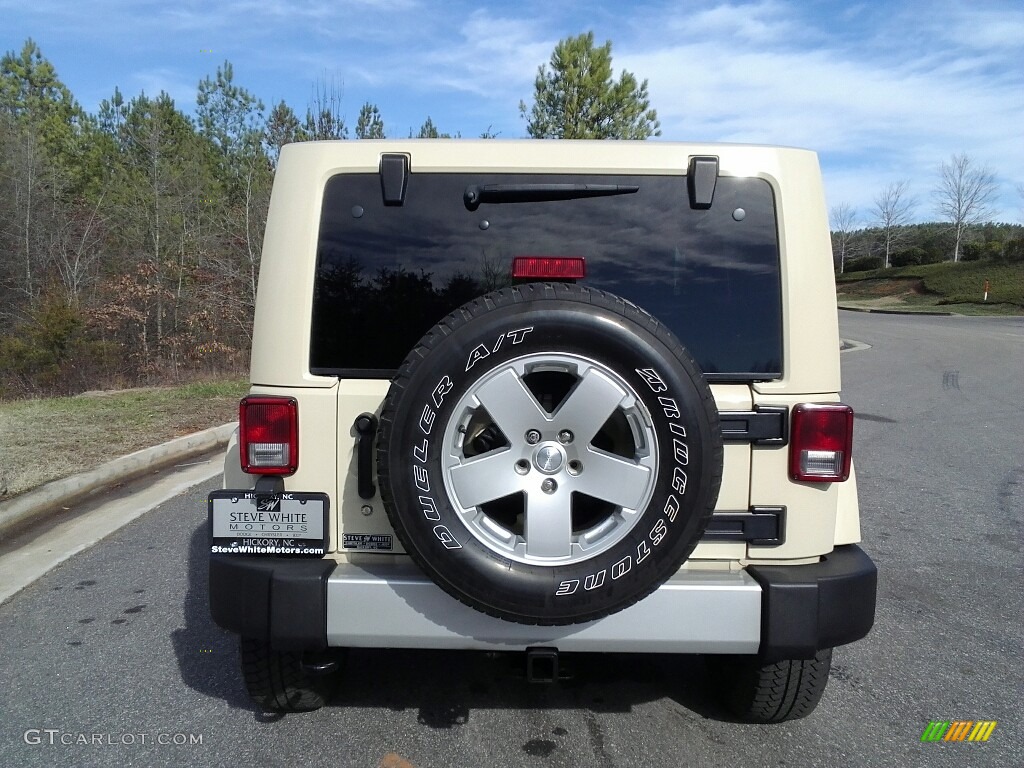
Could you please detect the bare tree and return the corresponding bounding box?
[873,181,916,268]
[934,153,999,262]
[3,121,46,304]
[305,76,347,140]
[52,192,107,306]
[829,203,858,274]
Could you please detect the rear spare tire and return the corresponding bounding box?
[378,283,722,625]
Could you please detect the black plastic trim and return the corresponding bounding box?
[702,506,785,545]
[309,367,394,379]
[464,183,639,211]
[379,153,409,206]
[703,372,782,382]
[719,406,789,445]
[209,556,335,652]
[687,156,719,209]
[354,412,378,500]
[746,544,877,662]
[254,476,284,494]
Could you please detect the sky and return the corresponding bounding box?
[3,0,1023,226]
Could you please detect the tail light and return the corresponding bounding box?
[511,256,586,280]
[239,396,298,475]
[789,403,853,483]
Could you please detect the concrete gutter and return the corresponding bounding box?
[838,304,954,316]
[0,422,237,540]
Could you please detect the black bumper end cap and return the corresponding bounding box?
[746,544,877,663]
[209,555,335,652]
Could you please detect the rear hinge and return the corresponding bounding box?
[702,506,786,546]
[719,406,789,445]
[687,155,719,209]
[379,153,409,206]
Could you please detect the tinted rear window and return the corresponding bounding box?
[312,172,782,380]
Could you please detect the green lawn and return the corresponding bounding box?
[836,261,1024,313]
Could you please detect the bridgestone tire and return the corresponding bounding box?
[714,648,833,723]
[378,283,723,625]
[240,638,344,712]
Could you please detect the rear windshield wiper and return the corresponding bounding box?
[463,183,639,211]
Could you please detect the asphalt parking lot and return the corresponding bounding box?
[1,311,1021,768]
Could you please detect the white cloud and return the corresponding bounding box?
[328,8,555,134]
[612,0,1024,221]
[664,0,803,45]
[927,4,1024,50]
[419,11,553,97]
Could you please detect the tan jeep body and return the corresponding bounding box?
[210,140,876,717]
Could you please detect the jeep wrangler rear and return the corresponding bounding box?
[209,140,876,721]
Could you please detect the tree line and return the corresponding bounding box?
[0,33,657,398]
[22,30,1019,397]
[830,156,1023,273]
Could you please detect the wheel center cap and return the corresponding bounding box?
[533,444,564,474]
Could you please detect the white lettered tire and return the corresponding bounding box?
[378,283,723,625]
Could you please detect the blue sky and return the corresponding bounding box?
[4,0,1023,225]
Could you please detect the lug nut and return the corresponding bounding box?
[525,429,542,445]
[515,460,531,475]
[541,479,557,494]
[558,430,574,444]
[567,460,583,476]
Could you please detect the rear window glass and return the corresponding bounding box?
[311,172,782,380]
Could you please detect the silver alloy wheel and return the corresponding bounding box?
[441,352,658,564]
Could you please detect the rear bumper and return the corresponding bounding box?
[209,544,876,658]
[747,544,877,662]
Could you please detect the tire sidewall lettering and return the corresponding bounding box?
[465,327,534,371]
[409,326,533,554]
[555,362,694,599]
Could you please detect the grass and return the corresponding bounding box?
[0,379,248,499]
[836,261,1024,314]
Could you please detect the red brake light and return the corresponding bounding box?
[511,256,586,280]
[239,396,298,475]
[789,403,853,483]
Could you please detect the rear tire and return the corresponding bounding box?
[712,648,833,723]
[240,638,345,712]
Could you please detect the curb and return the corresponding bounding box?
[0,422,237,540]
[838,305,954,316]
[840,338,872,353]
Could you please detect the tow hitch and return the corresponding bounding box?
[525,647,559,684]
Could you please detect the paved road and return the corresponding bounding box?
[1,311,1021,768]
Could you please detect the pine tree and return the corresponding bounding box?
[355,102,385,139]
[519,32,660,139]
